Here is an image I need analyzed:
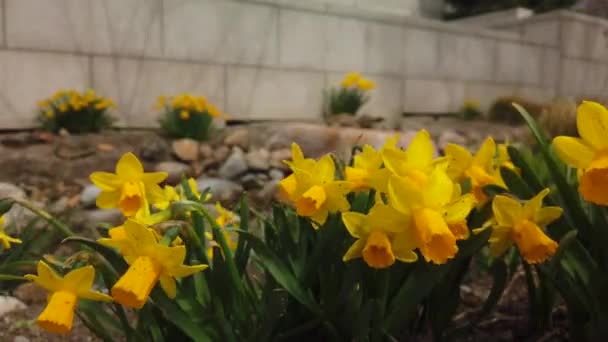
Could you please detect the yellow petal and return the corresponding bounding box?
[522,188,551,220]
[27,261,63,292]
[96,191,120,209]
[315,155,336,184]
[473,137,496,170]
[388,175,422,214]
[64,266,95,295]
[445,143,472,180]
[579,166,608,205]
[488,226,513,257]
[552,136,594,169]
[392,230,418,263]
[116,153,144,180]
[309,209,330,227]
[492,195,522,227]
[324,182,352,213]
[577,101,608,150]
[342,212,368,238]
[112,256,161,309]
[412,208,457,264]
[79,290,113,302]
[291,143,304,162]
[141,172,168,185]
[90,172,121,191]
[535,207,563,227]
[444,194,476,223]
[342,239,365,261]
[367,201,410,233]
[124,219,157,248]
[362,230,395,269]
[159,275,177,299]
[296,185,327,216]
[169,264,208,278]
[406,130,434,170]
[382,147,409,176]
[423,168,453,209]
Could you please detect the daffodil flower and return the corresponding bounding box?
[382,130,438,187]
[90,153,167,217]
[357,78,375,91]
[155,185,180,210]
[99,220,207,308]
[388,167,471,264]
[342,200,417,269]
[24,261,112,335]
[345,144,391,192]
[553,101,608,204]
[279,143,351,225]
[0,215,21,249]
[341,72,361,88]
[482,189,561,264]
[445,137,504,203]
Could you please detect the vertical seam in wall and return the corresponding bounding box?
[223,64,228,114]
[276,7,281,67]
[556,17,563,96]
[1,0,6,47]
[160,0,165,57]
[88,55,94,89]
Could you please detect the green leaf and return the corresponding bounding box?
[152,290,213,342]
[237,230,320,315]
[500,166,534,199]
[482,184,508,197]
[0,198,15,215]
[480,259,508,316]
[507,146,544,192]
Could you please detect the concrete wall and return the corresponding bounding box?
[0,1,603,129]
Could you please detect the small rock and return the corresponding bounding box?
[326,113,360,128]
[196,177,244,202]
[199,143,214,160]
[437,130,467,151]
[224,128,249,149]
[240,173,263,190]
[155,161,191,185]
[80,184,101,208]
[172,138,200,162]
[97,143,115,152]
[140,138,170,162]
[218,147,248,180]
[13,336,30,342]
[49,196,70,213]
[253,179,280,205]
[58,128,70,137]
[13,282,46,304]
[0,182,26,200]
[213,145,231,164]
[269,168,285,180]
[246,148,270,171]
[0,296,26,317]
[270,148,292,170]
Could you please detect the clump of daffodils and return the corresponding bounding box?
[279,130,561,268]
[327,72,375,116]
[460,99,482,120]
[37,89,115,134]
[157,93,225,141]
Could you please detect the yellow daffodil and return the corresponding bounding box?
[342,200,417,269]
[90,153,167,217]
[357,78,375,91]
[484,189,561,264]
[278,143,316,202]
[0,215,21,249]
[99,220,206,309]
[155,185,180,210]
[215,202,238,228]
[154,95,166,110]
[180,110,190,120]
[341,72,361,88]
[389,167,472,264]
[345,144,391,192]
[45,110,54,118]
[382,129,438,187]
[280,144,351,226]
[58,103,68,113]
[445,137,504,203]
[553,101,608,204]
[24,261,112,335]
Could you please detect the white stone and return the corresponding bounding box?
[561,19,587,59]
[80,184,102,208]
[403,28,439,77]
[521,20,559,46]
[403,79,464,113]
[0,51,89,129]
[0,296,26,317]
[365,23,404,75]
[6,0,162,56]
[92,57,224,127]
[196,177,243,202]
[164,0,278,65]
[226,66,324,120]
[326,16,366,72]
[219,147,248,180]
[279,10,326,68]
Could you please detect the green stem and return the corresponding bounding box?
[13,199,75,237]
